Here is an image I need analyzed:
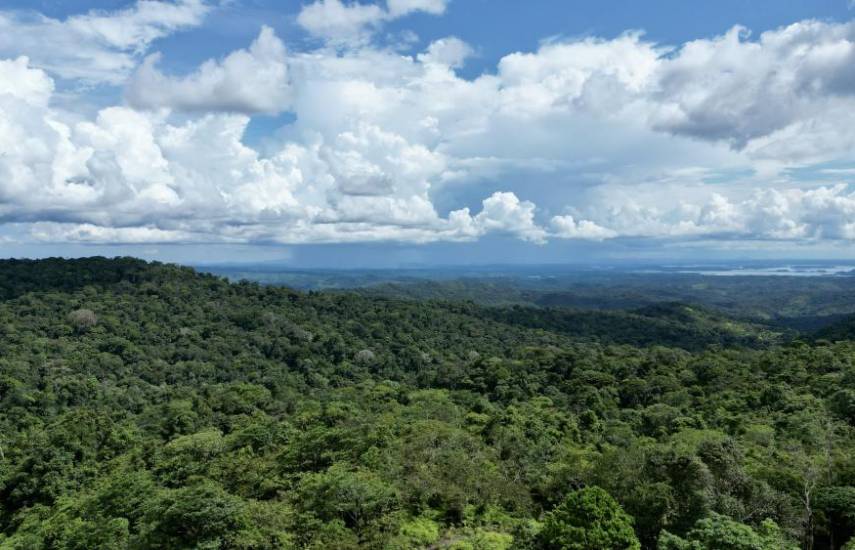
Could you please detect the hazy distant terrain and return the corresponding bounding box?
[201,262,855,330]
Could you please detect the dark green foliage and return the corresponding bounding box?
[0,258,851,549]
[539,487,640,549]
[480,302,782,351]
[658,514,797,550]
[815,316,855,342]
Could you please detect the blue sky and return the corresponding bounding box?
[2,0,855,266]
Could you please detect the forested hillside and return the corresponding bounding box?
[336,271,855,330]
[0,258,853,549]
[815,315,855,344]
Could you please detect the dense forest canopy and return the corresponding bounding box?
[0,257,854,549]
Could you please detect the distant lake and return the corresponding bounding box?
[641,265,855,277]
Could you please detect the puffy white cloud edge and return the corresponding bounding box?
[0,0,211,84]
[296,0,449,45]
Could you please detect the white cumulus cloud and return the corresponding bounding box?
[4,9,855,249]
[297,0,450,45]
[569,183,855,241]
[469,192,547,243]
[126,26,291,114]
[0,0,212,84]
[387,0,447,17]
[550,215,617,241]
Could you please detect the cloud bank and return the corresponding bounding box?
[1,1,855,247]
